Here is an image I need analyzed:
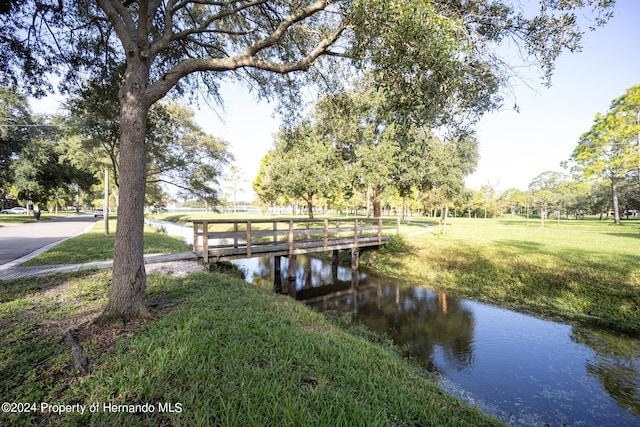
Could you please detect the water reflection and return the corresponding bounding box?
[147,219,640,426]
[573,328,640,416]
[236,254,640,426]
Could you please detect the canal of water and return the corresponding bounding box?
[147,220,640,426]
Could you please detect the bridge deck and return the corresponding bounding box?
[191,217,400,263]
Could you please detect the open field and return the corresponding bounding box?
[364,216,640,334]
[0,269,500,426]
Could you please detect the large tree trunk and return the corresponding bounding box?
[102,58,151,322]
[612,174,621,225]
[371,185,383,218]
[307,192,314,219]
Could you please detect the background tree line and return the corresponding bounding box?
[254,83,640,224]
[1,86,231,213]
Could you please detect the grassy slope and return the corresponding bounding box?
[365,217,640,333]
[0,270,501,426]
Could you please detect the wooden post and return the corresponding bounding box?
[353,218,359,246]
[193,222,199,252]
[288,220,294,255]
[351,248,359,270]
[323,219,329,250]
[233,223,239,248]
[246,221,252,257]
[396,217,401,234]
[377,217,382,244]
[202,221,209,264]
[273,221,278,244]
[331,250,339,266]
[287,255,296,281]
[274,256,281,274]
[352,219,359,272]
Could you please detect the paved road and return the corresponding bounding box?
[0,215,98,267]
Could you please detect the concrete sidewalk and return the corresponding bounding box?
[0,252,201,280]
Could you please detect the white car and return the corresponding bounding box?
[94,208,105,217]
[1,207,28,214]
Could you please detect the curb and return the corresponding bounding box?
[0,222,96,272]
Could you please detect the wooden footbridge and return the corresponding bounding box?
[191,217,400,270]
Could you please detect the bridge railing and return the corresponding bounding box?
[191,217,400,263]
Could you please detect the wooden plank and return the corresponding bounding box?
[246,221,252,257]
[203,222,209,264]
[192,217,382,225]
[204,237,370,252]
[225,226,384,240]
[288,220,294,255]
[205,235,391,258]
[323,219,328,250]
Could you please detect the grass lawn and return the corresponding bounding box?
[0,269,500,426]
[0,212,80,225]
[21,219,191,266]
[363,216,640,334]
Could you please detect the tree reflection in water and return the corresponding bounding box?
[573,328,640,416]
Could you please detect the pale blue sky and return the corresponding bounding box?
[33,0,639,198]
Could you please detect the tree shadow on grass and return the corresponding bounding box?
[0,270,100,303]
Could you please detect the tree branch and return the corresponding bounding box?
[146,23,345,104]
[243,0,331,57]
[96,0,137,51]
[151,0,268,58]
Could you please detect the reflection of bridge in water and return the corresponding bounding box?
[271,258,437,321]
[275,266,375,310]
[271,259,475,372]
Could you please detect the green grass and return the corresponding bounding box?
[21,219,191,266]
[0,270,109,420]
[0,212,79,225]
[0,270,501,426]
[364,216,640,333]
